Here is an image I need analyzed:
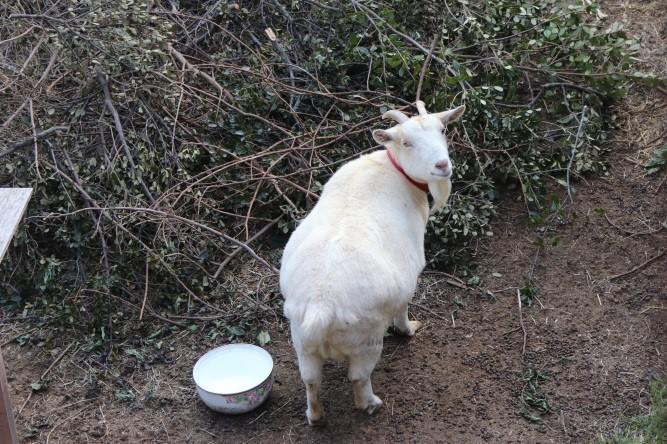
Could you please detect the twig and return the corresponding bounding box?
[656,173,666,194]
[99,405,109,439]
[0,25,36,45]
[168,45,293,137]
[604,214,666,236]
[8,13,67,24]
[351,0,460,81]
[566,106,587,203]
[303,0,338,10]
[354,1,435,60]
[16,394,32,420]
[542,82,603,98]
[16,342,76,421]
[423,270,486,292]
[189,0,224,45]
[444,279,467,290]
[608,250,665,281]
[517,289,527,355]
[34,49,59,90]
[213,216,281,279]
[624,156,643,167]
[139,257,150,320]
[119,207,279,273]
[409,302,448,321]
[59,146,111,277]
[103,291,186,327]
[643,129,666,148]
[268,32,298,109]
[0,36,45,93]
[0,327,39,348]
[40,342,75,380]
[45,405,89,443]
[168,44,234,101]
[28,99,42,179]
[639,305,665,314]
[1,126,69,158]
[1,99,27,128]
[96,70,155,204]
[502,326,522,336]
[443,0,464,25]
[423,270,466,284]
[43,205,278,273]
[498,82,602,108]
[415,34,439,103]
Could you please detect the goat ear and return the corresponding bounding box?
[372,129,393,144]
[435,105,466,125]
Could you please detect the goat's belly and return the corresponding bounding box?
[303,323,388,361]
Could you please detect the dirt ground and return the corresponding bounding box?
[2,1,666,443]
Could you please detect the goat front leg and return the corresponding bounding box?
[348,345,383,415]
[393,304,422,336]
[298,352,325,426]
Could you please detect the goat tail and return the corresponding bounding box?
[298,305,333,343]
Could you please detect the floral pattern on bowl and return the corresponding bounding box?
[225,377,273,409]
[197,373,273,414]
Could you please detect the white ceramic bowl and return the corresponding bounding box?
[193,343,274,414]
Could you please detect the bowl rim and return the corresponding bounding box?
[196,371,273,398]
[193,343,274,396]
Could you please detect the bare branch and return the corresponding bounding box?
[96,70,156,204]
[2,126,69,158]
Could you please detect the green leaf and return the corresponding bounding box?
[30,380,47,392]
[115,390,136,402]
[256,330,271,346]
[386,55,403,68]
[520,286,538,307]
[645,144,667,174]
[125,348,145,361]
[227,325,245,337]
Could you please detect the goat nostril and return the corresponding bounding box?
[435,160,449,170]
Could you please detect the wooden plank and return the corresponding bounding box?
[0,188,32,262]
[0,351,18,444]
[0,188,33,444]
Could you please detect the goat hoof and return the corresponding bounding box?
[363,395,383,415]
[307,411,325,427]
[406,320,422,336]
[308,417,326,427]
[400,321,422,337]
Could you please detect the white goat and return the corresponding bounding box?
[280,100,465,425]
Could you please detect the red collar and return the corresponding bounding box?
[386,150,429,193]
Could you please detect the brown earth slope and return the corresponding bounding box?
[2,0,666,442]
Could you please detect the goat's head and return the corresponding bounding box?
[372,100,465,211]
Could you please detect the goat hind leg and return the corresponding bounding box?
[298,352,325,426]
[393,304,422,336]
[348,346,383,415]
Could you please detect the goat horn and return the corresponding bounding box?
[415,100,428,116]
[382,110,409,123]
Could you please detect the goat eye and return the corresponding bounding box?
[403,141,412,148]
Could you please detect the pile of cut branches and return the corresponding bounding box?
[0,0,651,332]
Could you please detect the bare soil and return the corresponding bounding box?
[2,1,666,442]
